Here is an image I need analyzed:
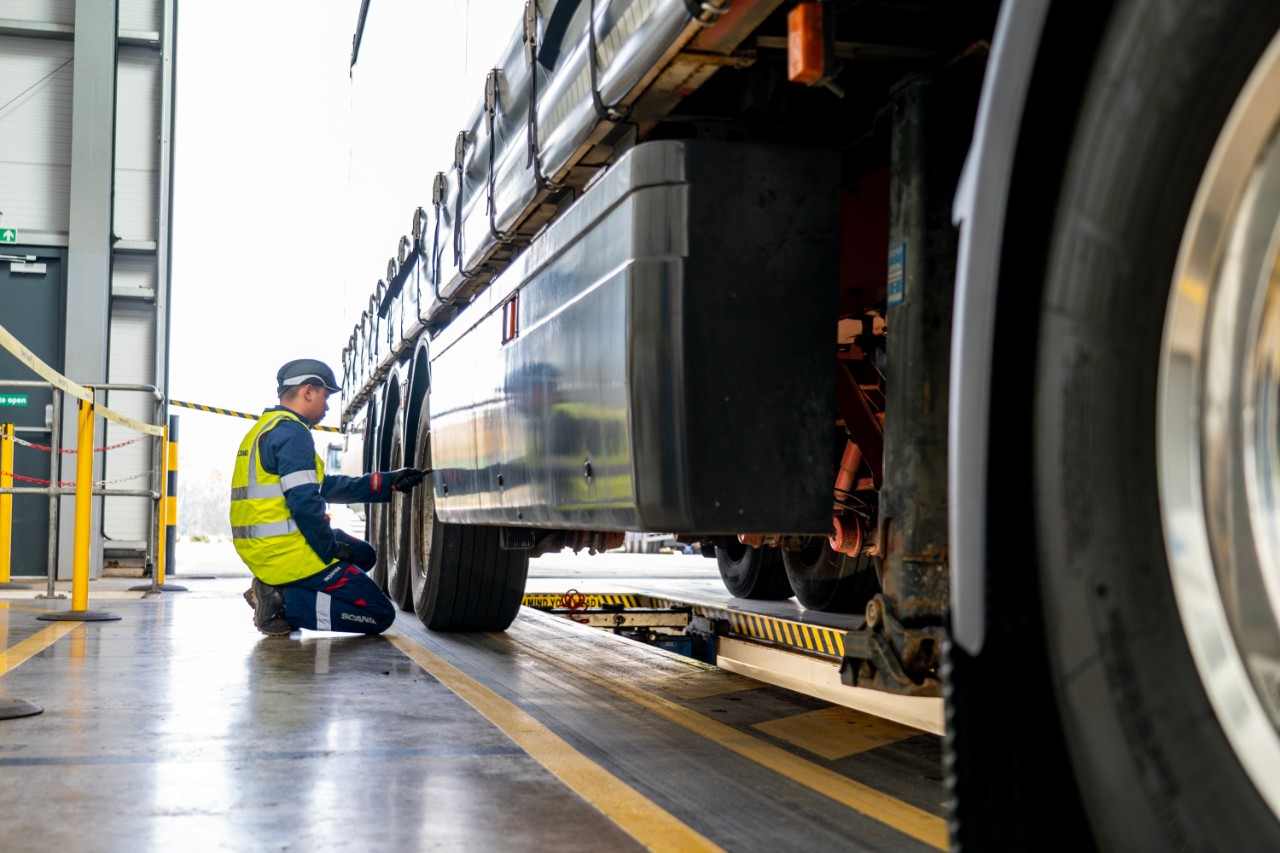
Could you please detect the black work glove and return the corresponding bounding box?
[390,467,427,492]
[332,538,377,570]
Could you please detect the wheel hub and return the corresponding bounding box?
[1159,27,1280,819]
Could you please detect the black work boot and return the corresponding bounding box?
[250,577,292,637]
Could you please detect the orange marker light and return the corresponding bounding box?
[788,2,825,85]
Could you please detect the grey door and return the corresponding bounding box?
[0,250,64,577]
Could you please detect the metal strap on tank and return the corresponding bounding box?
[524,1,563,193]
[452,130,486,281]
[587,0,632,122]
[341,329,355,398]
[231,519,300,540]
[366,295,379,366]
[403,223,425,324]
[431,172,458,306]
[348,326,358,385]
[485,69,514,244]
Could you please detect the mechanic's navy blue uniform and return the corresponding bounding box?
[257,405,396,634]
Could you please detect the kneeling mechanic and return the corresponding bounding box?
[230,358,426,637]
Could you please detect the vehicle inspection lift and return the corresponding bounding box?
[522,558,945,736]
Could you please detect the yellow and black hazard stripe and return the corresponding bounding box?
[725,611,846,658]
[522,592,644,610]
[169,399,342,433]
[640,596,847,660]
[526,590,848,660]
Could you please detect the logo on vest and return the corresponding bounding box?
[237,449,249,457]
[340,612,377,625]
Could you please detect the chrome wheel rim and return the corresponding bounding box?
[1159,29,1280,817]
[411,406,436,591]
[388,418,405,577]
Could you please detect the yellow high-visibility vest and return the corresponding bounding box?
[230,409,328,585]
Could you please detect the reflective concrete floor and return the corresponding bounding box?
[0,561,946,852]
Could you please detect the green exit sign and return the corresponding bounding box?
[0,229,16,244]
[0,394,28,406]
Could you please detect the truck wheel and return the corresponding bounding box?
[363,405,387,590]
[1014,2,1280,846]
[382,409,413,611]
[781,541,879,613]
[408,400,529,631]
[715,542,793,600]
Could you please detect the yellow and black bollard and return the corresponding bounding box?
[38,395,119,622]
[135,414,186,593]
[164,414,180,580]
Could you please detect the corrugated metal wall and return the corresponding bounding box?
[115,47,161,243]
[104,301,158,546]
[1,0,76,26]
[105,1,166,548]
[119,0,162,33]
[0,36,74,233]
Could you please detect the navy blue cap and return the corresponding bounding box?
[276,358,340,396]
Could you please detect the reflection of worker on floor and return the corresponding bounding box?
[231,359,425,637]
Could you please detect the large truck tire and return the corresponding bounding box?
[362,403,387,591]
[408,400,529,632]
[714,542,793,600]
[781,541,879,613]
[957,2,1280,848]
[382,408,414,611]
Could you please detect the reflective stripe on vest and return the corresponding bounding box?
[230,409,329,585]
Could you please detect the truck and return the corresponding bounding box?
[338,0,1280,847]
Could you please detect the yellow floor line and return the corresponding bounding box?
[386,631,725,853]
[753,706,922,760]
[0,621,81,676]
[502,631,948,851]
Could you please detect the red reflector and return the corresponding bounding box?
[788,2,825,85]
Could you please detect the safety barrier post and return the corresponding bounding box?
[133,412,185,593]
[40,389,63,600]
[154,421,168,584]
[38,394,119,622]
[165,414,178,577]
